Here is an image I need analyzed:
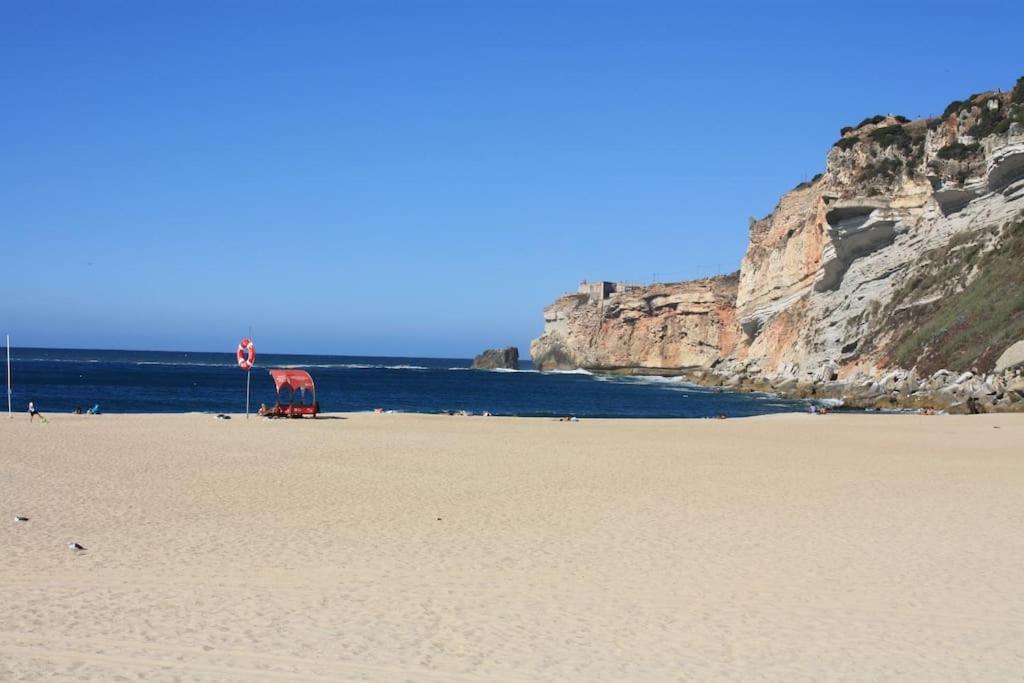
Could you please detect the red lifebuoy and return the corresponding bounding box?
[237,338,255,370]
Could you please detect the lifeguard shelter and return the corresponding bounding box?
[262,369,320,418]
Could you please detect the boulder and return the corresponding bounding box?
[1008,376,1024,399]
[471,347,519,370]
[995,340,1024,373]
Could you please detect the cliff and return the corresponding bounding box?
[531,77,1024,412]
[531,276,742,373]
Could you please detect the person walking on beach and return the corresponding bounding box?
[28,401,48,423]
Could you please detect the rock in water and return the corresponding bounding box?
[471,347,519,370]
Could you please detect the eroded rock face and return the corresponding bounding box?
[736,182,826,339]
[471,347,519,370]
[817,202,906,292]
[733,93,1024,383]
[988,142,1024,193]
[530,276,741,372]
[530,78,1024,411]
[995,340,1024,373]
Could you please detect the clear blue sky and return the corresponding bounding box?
[3,1,1022,357]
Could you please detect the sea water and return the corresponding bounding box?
[7,348,812,418]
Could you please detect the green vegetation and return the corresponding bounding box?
[967,99,1007,139]
[839,114,909,138]
[942,99,970,118]
[855,114,887,129]
[869,124,912,149]
[934,77,1022,129]
[904,153,923,179]
[992,103,1024,135]
[885,215,1024,373]
[936,142,981,160]
[832,122,923,164]
[833,136,859,151]
[836,124,925,179]
[792,172,824,191]
[1013,76,1024,105]
[941,93,989,118]
[857,157,903,183]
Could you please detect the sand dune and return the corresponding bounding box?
[2,412,1022,680]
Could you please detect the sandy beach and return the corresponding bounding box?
[1,412,1022,680]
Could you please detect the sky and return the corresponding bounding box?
[3,1,1023,357]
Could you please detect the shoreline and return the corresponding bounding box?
[549,364,1024,414]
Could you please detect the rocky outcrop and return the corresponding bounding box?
[531,276,741,372]
[531,76,1024,413]
[987,142,1024,193]
[472,347,519,370]
[995,340,1024,373]
[817,201,906,292]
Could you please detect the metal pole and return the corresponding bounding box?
[6,335,11,419]
[245,326,252,419]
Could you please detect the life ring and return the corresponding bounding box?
[236,338,255,370]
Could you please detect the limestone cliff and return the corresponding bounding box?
[531,276,741,372]
[531,77,1024,411]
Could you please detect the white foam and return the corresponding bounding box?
[133,361,230,368]
[276,363,428,370]
[485,368,539,374]
[816,398,845,407]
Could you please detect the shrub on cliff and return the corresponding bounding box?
[858,157,903,183]
[967,100,1006,139]
[792,173,824,191]
[887,215,1024,373]
[941,93,989,118]
[993,105,1024,135]
[854,114,887,129]
[936,142,981,160]
[869,124,913,150]
[942,99,969,118]
[1011,76,1024,105]
[842,115,906,136]
[833,136,859,151]
[905,153,924,179]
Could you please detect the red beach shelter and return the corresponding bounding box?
[263,369,320,418]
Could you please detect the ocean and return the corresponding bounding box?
[5,347,812,418]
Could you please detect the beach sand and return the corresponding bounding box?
[1,412,1022,680]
